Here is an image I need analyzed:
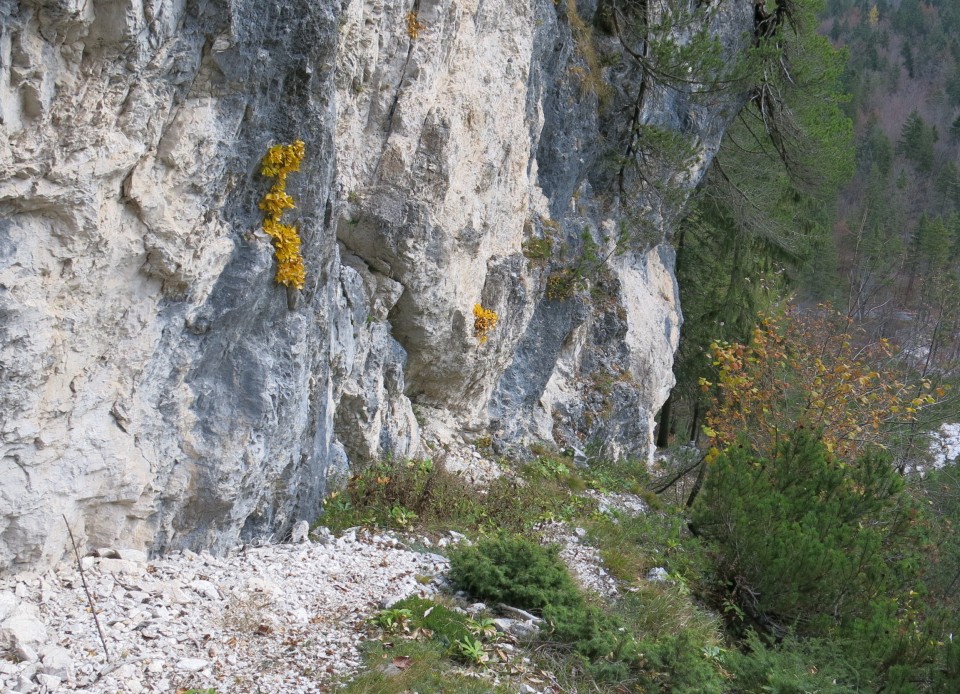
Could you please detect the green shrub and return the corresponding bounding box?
[521,236,553,263]
[635,631,726,694]
[931,640,960,693]
[449,534,636,680]
[725,631,862,693]
[449,534,582,616]
[691,428,926,634]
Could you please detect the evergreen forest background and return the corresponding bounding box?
[653,0,960,689]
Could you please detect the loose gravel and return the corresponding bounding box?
[0,489,653,694]
[0,529,447,693]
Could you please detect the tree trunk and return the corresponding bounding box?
[685,456,709,509]
[689,400,701,444]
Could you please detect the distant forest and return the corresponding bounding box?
[663,0,960,451]
[820,0,960,365]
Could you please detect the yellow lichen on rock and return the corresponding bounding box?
[260,140,306,289]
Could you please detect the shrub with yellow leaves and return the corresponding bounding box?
[259,140,306,290]
[699,306,946,463]
[405,11,425,40]
[473,304,498,344]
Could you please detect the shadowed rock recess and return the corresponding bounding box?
[0,0,751,572]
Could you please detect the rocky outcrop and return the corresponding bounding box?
[0,0,752,572]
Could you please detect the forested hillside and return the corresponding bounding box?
[648,1,960,689]
[824,0,960,369]
[663,0,960,455]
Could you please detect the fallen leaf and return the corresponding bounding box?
[391,656,413,670]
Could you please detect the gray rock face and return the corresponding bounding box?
[1,0,356,570]
[0,0,752,572]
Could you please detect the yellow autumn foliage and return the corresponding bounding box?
[700,306,944,461]
[260,140,306,290]
[473,304,498,344]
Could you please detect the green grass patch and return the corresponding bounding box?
[346,596,514,692]
[339,639,505,693]
[581,456,653,494]
[387,596,473,646]
[319,454,735,690]
[587,507,710,586]
[316,456,594,538]
[617,582,720,646]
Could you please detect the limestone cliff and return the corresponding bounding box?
[0,0,752,572]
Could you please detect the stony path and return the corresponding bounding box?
[0,529,448,693]
[0,491,648,694]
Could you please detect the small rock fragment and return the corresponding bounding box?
[115,549,149,564]
[13,641,38,663]
[647,567,669,582]
[35,673,62,690]
[189,580,221,600]
[291,521,310,544]
[509,621,539,640]
[466,602,486,615]
[96,558,141,575]
[175,658,209,672]
[39,645,73,680]
[1,605,48,653]
[379,594,405,610]
[0,591,17,621]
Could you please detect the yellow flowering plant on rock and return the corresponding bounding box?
[259,140,306,289]
[473,304,498,344]
[405,11,424,40]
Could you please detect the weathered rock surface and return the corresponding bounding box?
[1,0,752,572]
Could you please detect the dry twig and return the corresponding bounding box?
[63,514,110,661]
